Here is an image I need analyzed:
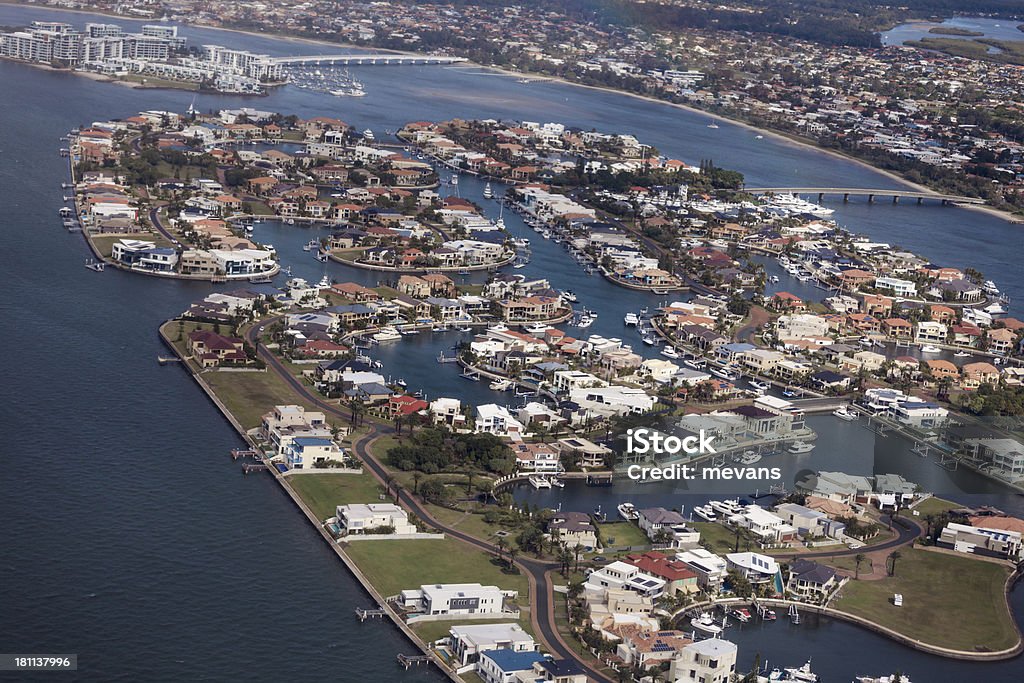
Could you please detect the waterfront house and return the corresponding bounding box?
[668,639,737,683]
[399,583,515,617]
[675,548,727,590]
[521,659,587,683]
[925,359,959,382]
[622,552,699,596]
[938,522,1022,560]
[477,650,546,683]
[548,511,598,549]
[636,508,699,547]
[510,442,560,472]
[785,558,846,602]
[615,627,693,668]
[283,436,343,469]
[186,329,248,367]
[584,560,666,597]
[725,552,779,584]
[728,506,797,544]
[448,623,537,668]
[336,503,418,536]
[988,327,1016,356]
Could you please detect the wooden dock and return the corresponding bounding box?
[242,463,268,474]
[355,607,386,621]
[231,448,259,460]
[397,654,430,669]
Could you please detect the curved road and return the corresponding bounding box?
[245,319,612,682]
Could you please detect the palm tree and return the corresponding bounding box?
[558,547,573,577]
[412,472,422,495]
[854,553,866,580]
[496,537,508,566]
[887,550,902,577]
[506,544,518,570]
[573,543,584,573]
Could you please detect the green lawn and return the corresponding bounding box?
[693,521,745,552]
[287,472,386,520]
[835,547,1016,651]
[598,521,650,549]
[345,538,530,598]
[906,497,961,517]
[203,369,318,430]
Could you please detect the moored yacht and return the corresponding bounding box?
[483,182,493,199]
[617,502,638,520]
[832,405,858,421]
[689,612,723,635]
[624,312,639,326]
[787,441,815,454]
[372,326,402,342]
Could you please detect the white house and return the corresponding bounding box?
[676,548,727,590]
[568,386,656,418]
[724,552,779,583]
[448,623,537,667]
[283,436,343,469]
[335,503,417,536]
[728,505,797,543]
[399,583,515,616]
[874,276,917,297]
[585,560,665,597]
[668,639,737,683]
[476,404,525,437]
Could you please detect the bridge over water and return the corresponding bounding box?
[744,187,984,205]
[269,54,468,67]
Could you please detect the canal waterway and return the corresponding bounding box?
[2,5,1024,681]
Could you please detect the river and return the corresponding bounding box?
[1,5,1023,681]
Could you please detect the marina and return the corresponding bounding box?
[5,4,1024,682]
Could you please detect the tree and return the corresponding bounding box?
[887,550,902,577]
[854,553,866,580]
[506,544,518,570]
[412,472,422,495]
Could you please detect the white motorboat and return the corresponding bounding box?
[768,275,779,283]
[617,502,638,520]
[748,379,770,393]
[710,367,737,381]
[783,661,820,682]
[624,312,639,326]
[787,441,815,454]
[693,506,717,522]
[529,475,551,489]
[372,327,402,342]
[832,406,858,421]
[303,239,318,252]
[683,359,706,370]
[689,612,723,635]
[954,350,972,358]
[562,290,578,303]
[983,280,1000,295]
[362,128,374,140]
[984,302,1007,316]
[483,182,493,199]
[920,344,941,353]
[661,346,680,359]
[489,379,513,391]
[737,450,762,465]
[525,323,549,336]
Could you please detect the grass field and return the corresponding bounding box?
[203,369,317,430]
[905,497,961,517]
[693,521,745,552]
[598,521,650,549]
[835,547,1016,651]
[345,538,530,598]
[287,472,386,520]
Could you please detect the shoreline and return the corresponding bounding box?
[7,2,1020,222]
[156,320,462,682]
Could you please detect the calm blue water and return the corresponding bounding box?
[883,17,1024,46]
[2,5,1023,681]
